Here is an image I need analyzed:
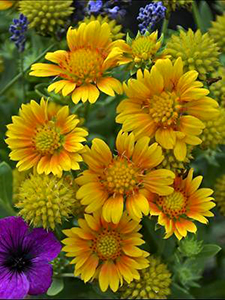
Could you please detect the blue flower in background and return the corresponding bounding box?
[9,14,28,52]
[137,1,166,34]
[87,0,103,13]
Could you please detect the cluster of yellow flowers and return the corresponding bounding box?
[3,6,225,295]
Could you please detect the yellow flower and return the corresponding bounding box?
[115,31,167,72]
[81,15,124,40]
[116,58,219,162]
[149,169,215,240]
[19,0,74,34]
[30,21,123,104]
[214,174,225,216]
[16,173,78,230]
[165,29,220,80]
[0,0,16,10]
[62,211,149,292]
[200,107,225,150]
[209,13,225,53]
[5,98,88,177]
[209,67,225,107]
[76,130,175,224]
[119,256,172,299]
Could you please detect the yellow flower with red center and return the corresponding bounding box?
[76,131,175,223]
[5,98,88,177]
[30,21,123,104]
[62,211,149,292]
[116,58,219,162]
[148,169,215,240]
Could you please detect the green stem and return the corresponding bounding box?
[0,43,56,96]
[192,1,204,32]
[20,52,25,100]
[60,273,74,278]
[161,17,169,38]
[84,102,90,121]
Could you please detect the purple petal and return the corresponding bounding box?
[25,228,61,261]
[0,268,29,299]
[0,217,28,253]
[26,258,53,295]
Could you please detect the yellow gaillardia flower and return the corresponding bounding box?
[16,173,78,230]
[81,15,124,40]
[148,169,215,240]
[19,0,74,34]
[209,13,225,53]
[62,211,149,292]
[119,256,172,299]
[0,0,16,10]
[165,29,220,80]
[30,21,123,104]
[200,107,225,150]
[115,31,167,72]
[76,131,175,224]
[209,67,225,106]
[116,58,219,162]
[214,174,225,216]
[5,98,88,177]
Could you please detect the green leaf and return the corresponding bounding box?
[0,162,13,205]
[197,244,221,258]
[171,283,194,299]
[47,278,64,296]
[199,1,213,32]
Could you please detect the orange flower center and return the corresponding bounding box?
[104,158,140,195]
[157,191,187,219]
[148,91,180,126]
[59,48,105,85]
[92,229,121,261]
[34,122,62,155]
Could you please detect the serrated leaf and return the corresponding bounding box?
[47,278,64,296]
[0,162,13,205]
[198,244,221,258]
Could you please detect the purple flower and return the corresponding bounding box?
[87,0,103,13]
[0,216,61,299]
[137,2,166,34]
[9,14,28,52]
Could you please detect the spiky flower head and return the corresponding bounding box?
[209,67,225,107]
[165,29,220,80]
[115,31,167,73]
[200,107,225,150]
[119,256,171,299]
[16,173,78,230]
[209,13,225,53]
[19,0,74,35]
[178,236,203,257]
[154,0,192,16]
[80,15,124,40]
[158,148,193,174]
[214,174,225,216]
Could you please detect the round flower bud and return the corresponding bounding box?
[19,0,74,35]
[214,174,225,216]
[209,67,225,107]
[12,169,30,203]
[81,14,124,40]
[209,13,225,53]
[165,29,220,80]
[119,256,172,299]
[178,236,203,257]
[200,107,225,149]
[16,173,81,230]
